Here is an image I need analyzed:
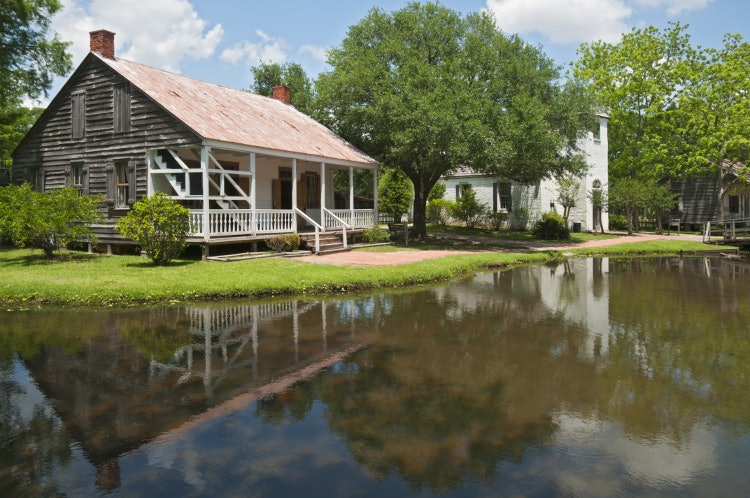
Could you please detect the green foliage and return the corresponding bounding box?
[265,233,301,252]
[607,178,648,235]
[426,198,454,226]
[427,182,447,202]
[1,105,42,168]
[361,227,391,243]
[0,0,72,108]
[608,213,628,231]
[315,3,595,237]
[532,212,570,240]
[555,174,581,222]
[378,169,413,220]
[450,189,486,228]
[0,184,103,258]
[251,61,314,115]
[115,193,191,265]
[487,211,508,230]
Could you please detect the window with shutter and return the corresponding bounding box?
[116,162,130,208]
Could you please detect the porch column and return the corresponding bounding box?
[349,166,355,222]
[250,152,256,235]
[201,146,210,241]
[373,167,379,226]
[320,162,326,231]
[291,158,298,232]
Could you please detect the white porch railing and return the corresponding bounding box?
[190,208,375,238]
[326,209,374,229]
[190,209,294,237]
[703,218,750,243]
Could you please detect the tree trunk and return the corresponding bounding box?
[412,187,428,238]
[626,206,634,235]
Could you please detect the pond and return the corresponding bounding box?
[2,257,750,497]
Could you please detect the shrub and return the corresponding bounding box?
[378,169,413,221]
[609,213,628,231]
[487,211,508,230]
[426,198,454,226]
[116,192,191,265]
[265,233,301,252]
[532,212,570,240]
[361,226,391,243]
[450,190,487,228]
[0,184,103,258]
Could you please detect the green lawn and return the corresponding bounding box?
[0,235,728,309]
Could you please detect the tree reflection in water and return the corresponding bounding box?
[1,257,750,496]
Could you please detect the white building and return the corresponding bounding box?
[442,113,609,232]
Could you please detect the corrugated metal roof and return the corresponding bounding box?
[96,54,377,166]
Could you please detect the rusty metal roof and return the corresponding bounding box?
[96,54,377,166]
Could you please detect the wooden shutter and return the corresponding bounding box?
[272,180,281,209]
[128,161,137,204]
[71,92,85,139]
[455,184,460,200]
[105,164,115,205]
[114,84,131,133]
[492,182,498,212]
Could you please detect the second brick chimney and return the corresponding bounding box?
[272,85,291,104]
[90,29,115,59]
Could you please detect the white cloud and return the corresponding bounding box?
[300,45,327,63]
[52,0,224,73]
[634,0,713,15]
[485,0,632,45]
[219,30,288,66]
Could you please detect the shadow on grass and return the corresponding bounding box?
[0,246,101,266]
[122,259,196,268]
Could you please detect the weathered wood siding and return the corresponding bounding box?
[12,54,201,224]
[671,176,720,224]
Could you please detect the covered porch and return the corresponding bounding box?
[147,142,378,254]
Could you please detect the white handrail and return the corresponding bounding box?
[322,208,350,250]
[295,208,322,253]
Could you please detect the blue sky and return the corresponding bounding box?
[44,0,748,102]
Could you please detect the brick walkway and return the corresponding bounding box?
[296,232,704,267]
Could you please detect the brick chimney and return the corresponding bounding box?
[272,85,291,104]
[90,29,115,59]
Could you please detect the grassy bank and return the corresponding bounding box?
[0,238,725,309]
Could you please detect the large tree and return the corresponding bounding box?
[315,2,594,237]
[250,61,314,115]
[678,34,750,222]
[0,0,71,108]
[574,22,695,182]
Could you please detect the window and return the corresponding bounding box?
[71,91,86,139]
[116,162,130,208]
[72,164,84,196]
[114,84,131,133]
[591,121,601,141]
[729,195,740,214]
[456,183,472,199]
[497,182,512,211]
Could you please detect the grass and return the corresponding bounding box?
[0,233,731,309]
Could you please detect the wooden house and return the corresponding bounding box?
[11,30,379,256]
[670,160,750,229]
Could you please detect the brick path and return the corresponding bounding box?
[296,232,704,267]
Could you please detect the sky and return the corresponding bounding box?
[42,0,749,104]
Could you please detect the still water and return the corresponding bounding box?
[2,257,750,497]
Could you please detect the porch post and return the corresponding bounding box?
[349,166,355,222]
[201,146,210,241]
[250,152,256,235]
[320,162,326,228]
[373,166,379,226]
[291,158,298,232]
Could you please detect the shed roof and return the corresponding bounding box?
[95,53,377,166]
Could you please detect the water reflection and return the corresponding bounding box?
[1,257,750,496]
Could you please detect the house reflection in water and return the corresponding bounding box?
[18,298,377,492]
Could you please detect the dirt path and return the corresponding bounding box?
[296,232,704,267]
